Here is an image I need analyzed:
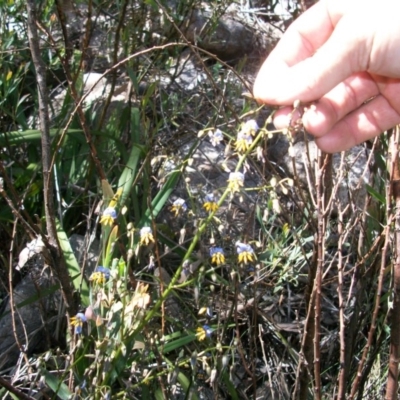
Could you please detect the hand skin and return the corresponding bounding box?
[253,0,400,153]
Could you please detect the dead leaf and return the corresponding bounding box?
[16,237,45,271]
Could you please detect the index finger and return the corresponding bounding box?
[272,1,336,66]
[253,0,351,104]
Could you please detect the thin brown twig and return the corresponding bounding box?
[25,0,75,315]
[0,178,38,240]
[293,248,317,399]
[385,125,400,399]
[336,154,350,399]
[8,219,31,371]
[36,9,107,183]
[0,376,35,400]
[337,206,349,399]
[313,152,330,400]
[98,0,129,129]
[49,41,185,177]
[26,0,57,243]
[54,0,73,62]
[0,162,40,240]
[234,278,254,381]
[349,194,394,398]
[293,147,331,400]
[153,0,243,124]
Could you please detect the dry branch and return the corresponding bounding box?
[386,126,400,400]
[25,0,75,313]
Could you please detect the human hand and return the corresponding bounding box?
[253,0,400,152]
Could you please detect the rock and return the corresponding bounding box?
[282,139,370,212]
[178,137,261,197]
[69,233,100,277]
[0,255,60,371]
[0,234,99,371]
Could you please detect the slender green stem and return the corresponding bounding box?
[131,129,265,337]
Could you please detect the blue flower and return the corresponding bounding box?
[140,226,155,246]
[209,247,225,265]
[240,119,259,136]
[170,198,187,216]
[227,172,244,193]
[235,132,253,153]
[196,325,214,341]
[235,241,255,264]
[89,266,110,285]
[100,207,117,226]
[208,129,224,146]
[96,266,110,278]
[70,313,87,334]
[203,193,219,213]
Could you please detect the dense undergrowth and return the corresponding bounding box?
[0,0,399,399]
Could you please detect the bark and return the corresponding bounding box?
[25,0,75,313]
[386,127,400,399]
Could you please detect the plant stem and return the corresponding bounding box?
[131,130,263,338]
[386,126,400,400]
[25,0,75,312]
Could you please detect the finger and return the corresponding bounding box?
[269,1,337,66]
[255,20,364,104]
[272,107,297,130]
[253,1,336,104]
[254,0,370,105]
[315,94,400,153]
[302,72,379,136]
[271,72,380,131]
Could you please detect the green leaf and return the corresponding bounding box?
[177,372,199,400]
[0,129,85,145]
[154,387,165,400]
[56,222,89,306]
[366,184,386,204]
[221,370,239,400]
[141,82,157,108]
[161,333,197,354]
[140,138,200,227]
[104,225,119,268]
[126,66,139,93]
[140,169,181,227]
[141,383,152,400]
[0,128,124,146]
[118,144,143,208]
[39,368,72,400]
[118,108,143,209]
